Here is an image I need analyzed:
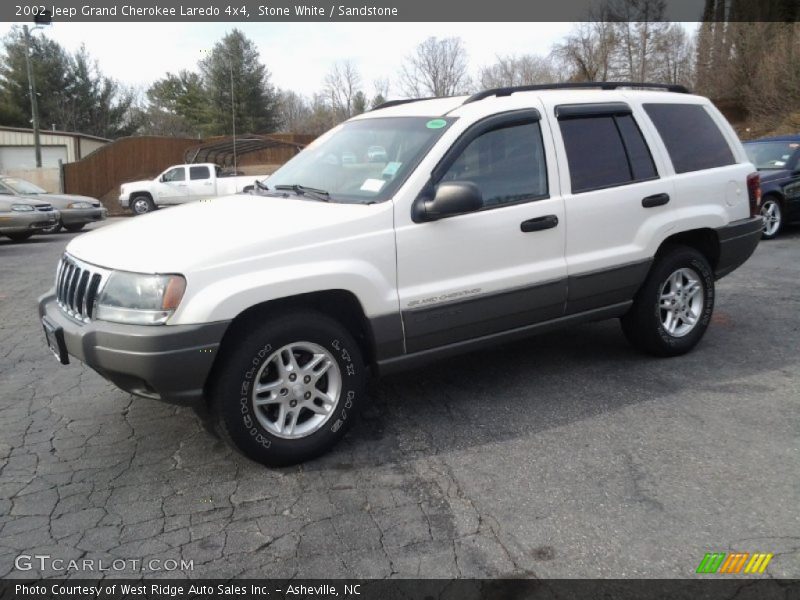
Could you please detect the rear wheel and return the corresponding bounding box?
[760,196,783,240]
[621,246,714,357]
[64,223,85,233]
[5,232,34,242]
[131,196,155,215]
[210,310,367,466]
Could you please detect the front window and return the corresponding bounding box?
[163,168,185,182]
[1,178,46,195]
[744,141,800,170]
[262,117,456,204]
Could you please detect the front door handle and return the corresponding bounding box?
[520,215,559,233]
[642,193,670,208]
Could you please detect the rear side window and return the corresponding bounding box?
[644,103,735,173]
[190,166,210,180]
[559,114,657,193]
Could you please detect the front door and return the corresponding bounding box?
[395,110,568,353]
[156,166,189,204]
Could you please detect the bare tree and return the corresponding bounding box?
[552,20,618,81]
[479,54,561,88]
[399,36,471,97]
[324,60,362,119]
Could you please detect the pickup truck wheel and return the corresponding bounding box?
[210,310,367,466]
[63,223,85,233]
[621,246,714,357]
[760,196,783,239]
[131,196,155,215]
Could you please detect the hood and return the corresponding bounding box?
[38,193,99,208]
[757,169,792,184]
[66,194,391,273]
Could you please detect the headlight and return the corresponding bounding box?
[67,201,92,209]
[95,272,186,325]
[11,204,34,212]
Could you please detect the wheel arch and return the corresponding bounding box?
[204,289,377,398]
[655,228,721,271]
[130,191,154,201]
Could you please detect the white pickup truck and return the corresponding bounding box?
[119,163,263,215]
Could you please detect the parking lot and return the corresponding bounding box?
[0,218,798,579]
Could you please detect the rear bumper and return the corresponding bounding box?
[60,207,107,226]
[38,292,230,404]
[715,217,762,279]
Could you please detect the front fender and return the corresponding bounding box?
[171,259,398,325]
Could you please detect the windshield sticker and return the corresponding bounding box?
[360,178,386,193]
[426,119,447,129]
[790,143,799,148]
[774,160,786,166]
[382,162,402,178]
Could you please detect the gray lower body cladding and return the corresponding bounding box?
[38,293,229,404]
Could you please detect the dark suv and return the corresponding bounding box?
[743,135,800,239]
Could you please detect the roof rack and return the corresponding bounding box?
[370,97,437,111]
[463,82,691,104]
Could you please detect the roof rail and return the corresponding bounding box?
[371,97,437,111]
[463,82,691,105]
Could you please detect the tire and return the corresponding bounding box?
[760,195,783,240]
[131,195,155,215]
[209,310,367,466]
[41,219,63,234]
[64,223,85,233]
[621,245,715,357]
[5,232,34,242]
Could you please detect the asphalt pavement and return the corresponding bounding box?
[1,218,798,579]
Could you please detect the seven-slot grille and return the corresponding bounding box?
[55,255,108,323]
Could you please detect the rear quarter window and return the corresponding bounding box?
[644,103,735,174]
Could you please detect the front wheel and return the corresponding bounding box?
[64,223,85,233]
[209,310,367,466]
[621,246,715,357]
[760,196,783,240]
[131,196,155,215]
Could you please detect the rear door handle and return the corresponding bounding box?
[642,193,670,208]
[520,215,559,232]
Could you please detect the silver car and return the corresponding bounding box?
[0,176,106,233]
[0,196,60,242]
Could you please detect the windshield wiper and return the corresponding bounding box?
[273,184,331,202]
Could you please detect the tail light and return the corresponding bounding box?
[747,172,762,217]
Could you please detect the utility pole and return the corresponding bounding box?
[229,58,237,173]
[23,25,42,168]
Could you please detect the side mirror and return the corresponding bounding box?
[159,175,166,182]
[412,181,483,222]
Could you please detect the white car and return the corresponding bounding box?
[119,163,263,214]
[40,83,763,466]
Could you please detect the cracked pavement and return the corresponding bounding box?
[1,218,798,579]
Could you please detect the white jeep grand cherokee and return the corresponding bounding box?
[39,83,763,466]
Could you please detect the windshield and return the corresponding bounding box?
[744,141,800,169]
[1,178,47,194]
[262,116,455,203]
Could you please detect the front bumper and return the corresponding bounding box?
[715,216,763,279]
[118,195,130,208]
[60,207,108,226]
[38,292,230,404]
[0,209,59,234]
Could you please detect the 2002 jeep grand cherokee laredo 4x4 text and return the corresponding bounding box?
[39,82,763,466]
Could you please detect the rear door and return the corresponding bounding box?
[186,165,215,200]
[156,166,189,205]
[546,101,672,314]
[394,109,568,353]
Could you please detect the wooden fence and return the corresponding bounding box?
[63,136,199,205]
[62,133,315,212]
